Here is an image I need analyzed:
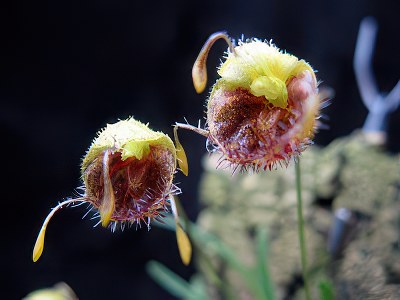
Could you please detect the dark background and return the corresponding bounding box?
[2,0,400,299]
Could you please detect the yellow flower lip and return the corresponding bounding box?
[250,75,288,108]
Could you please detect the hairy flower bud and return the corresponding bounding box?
[33,118,190,263]
[182,32,329,171]
[81,118,180,227]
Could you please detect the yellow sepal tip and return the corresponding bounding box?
[100,210,112,228]
[192,63,207,94]
[176,222,192,266]
[32,226,46,262]
[174,126,189,176]
[170,195,192,265]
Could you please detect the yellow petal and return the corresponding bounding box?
[176,222,192,266]
[174,127,189,176]
[268,52,298,81]
[32,226,46,262]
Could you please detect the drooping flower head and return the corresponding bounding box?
[33,118,191,264]
[182,32,329,171]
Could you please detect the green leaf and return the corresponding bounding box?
[255,227,276,300]
[189,225,264,299]
[188,274,208,300]
[189,225,245,273]
[319,279,335,300]
[146,261,192,298]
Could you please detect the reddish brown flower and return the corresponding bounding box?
[179,32,329,171]
[33,118,191,264]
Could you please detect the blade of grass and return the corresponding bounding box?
[255,227,276,300]
[189,225,266,298]
[146,260,192,298]
[155,215,268,299]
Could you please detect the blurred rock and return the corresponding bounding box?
[195,130,400,299]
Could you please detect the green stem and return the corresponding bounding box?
[295,160,311,300]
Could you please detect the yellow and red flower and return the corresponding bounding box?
[185,32,328,171]
[33,118,191,264]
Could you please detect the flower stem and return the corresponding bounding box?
[295,159,311,300]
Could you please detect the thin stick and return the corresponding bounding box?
[175,122,209,137]
[295,160,311,300]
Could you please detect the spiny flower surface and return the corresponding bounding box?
[33,118,191,264]
[188,32,327,171]
[82,118,180,227]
